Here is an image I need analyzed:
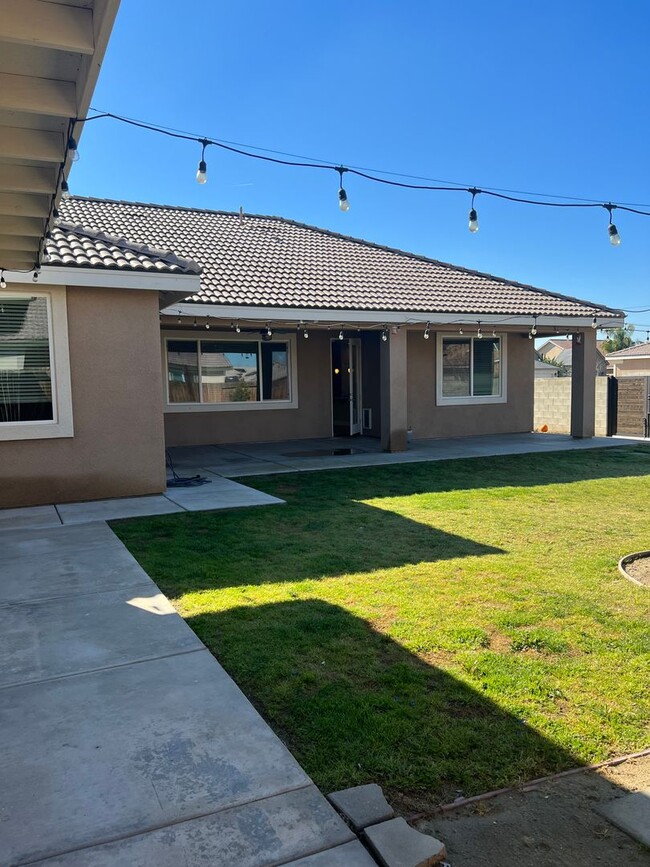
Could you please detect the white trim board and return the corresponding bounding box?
[3,267,202,293]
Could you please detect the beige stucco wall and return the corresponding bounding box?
[163,329,333,446]
[406,331,535,439]
[610,359,650,377]
[0,285,167,508]
[534,376,608,436]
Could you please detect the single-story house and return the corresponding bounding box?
[537,338,609,376]
[534,353,561,378]
[606,342,650,377]
[0,195,624,508]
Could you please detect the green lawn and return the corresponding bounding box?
[113,446,650,811]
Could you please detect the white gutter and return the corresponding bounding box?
[168,301,625,330]
[4,266,202,293]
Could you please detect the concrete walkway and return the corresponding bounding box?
[168,432,644,478]
[0,520,374,866]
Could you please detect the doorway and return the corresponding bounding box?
[331,338,362,436]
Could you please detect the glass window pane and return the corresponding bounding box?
[0,296,52,422]
[201,341,259,403]
[261,342,289,401]
[442,338,470,397]
[167,340,199,402]
[473,338,500,396]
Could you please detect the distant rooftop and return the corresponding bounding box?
[57,196,623,319]
[606,341,650,359]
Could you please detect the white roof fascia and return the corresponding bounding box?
[4,267,202,293]
[169,302,625,329]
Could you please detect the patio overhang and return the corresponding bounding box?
[169,302,625,332]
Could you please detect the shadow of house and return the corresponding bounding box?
[185,599,578,808]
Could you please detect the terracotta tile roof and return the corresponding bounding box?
[58,197,622,319]
[606,341,650,358]
[45,222,202,275]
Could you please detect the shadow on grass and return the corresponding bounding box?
[186,598,578,808]
[112,497,503,591]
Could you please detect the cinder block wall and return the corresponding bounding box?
[534,378,608,436]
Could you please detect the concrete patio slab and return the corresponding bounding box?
[57,495,184,524]
[164,478,285,511]
[0,583,203,687]
[0,539,155,605]
[32,786,355,866]
[0,520,118,560]
[0,504,62,531]
[1,649,314,865]
[595,788,650,847]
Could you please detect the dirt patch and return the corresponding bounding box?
[626,555,650,587]
[415,756,650,866]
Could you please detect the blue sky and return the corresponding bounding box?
[72,1,649,332]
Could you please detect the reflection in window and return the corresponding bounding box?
[0,296,53,423]
[201,341,259,403]
[167,340,199,402]
[166,338,291,405]
[441,336,502,400]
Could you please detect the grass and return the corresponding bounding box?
[113,445,650,810]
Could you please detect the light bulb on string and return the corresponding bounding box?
[193,317,197,328]
[177,310,182,324]
[381,328,388,342]
[304,327,309,339]
[0,271,6,289]
[68,137,79,162]
[531,316,538,337]
[196,138,209,184]
[235,321,241,333]
[492,328,497,338]
[424,322,430,340]
[459,326,464,335]
[477,321,482,339]
[339,329,344,340]
[61,180,70,200]
[591,317,598,330]
[337,167,350,212]
[468,188,480,233]
[266,324,272,338]
[605,204,621,246]
[205,315,210,330]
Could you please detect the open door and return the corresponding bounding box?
[331,338,362,436]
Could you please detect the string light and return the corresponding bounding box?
[73,109,650,253]
[492,328,497,338]
[477,321,482,339]
[531,316,538,336]
[468,188,479,233]
[196,138,209,184]
[235,321,241,333]
[177,310,182,324]
[304,327,309,339]
[32,270,39,282]
[423,322,430,339]
[605,204,621,246]
[339,329,344,340]
[591,316,598,329]
[459,327,464,335]
[61,180,70,200]
[337,167,350,212]
[68,136,79,162]
[0,270,5,289]
[193,317,197,327]
[205,314,210,330]
[266,323,272,337]
[381,329,388,342]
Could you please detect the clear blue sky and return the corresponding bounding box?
[72,0,650,332]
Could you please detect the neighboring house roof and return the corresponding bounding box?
[606,341,650,359]
[538,338,608,368]
[57,197,622,319]
[535,357,558,371]
[45,223,202,276]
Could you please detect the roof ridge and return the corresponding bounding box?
[65,196,623,317]
[54,221,202,273]
[605,340,650,357]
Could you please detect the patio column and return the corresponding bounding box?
[571,329,596,438]
[380,327,408,452]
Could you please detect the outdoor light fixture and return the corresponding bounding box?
[381,329,388,342]
[196,139,209,184]
[591,316,598,329]
[61,180,70,199]
[468,188,480,233]
[303,327,309,338]
[68,136,79,162]
[177,310,182,324]
[339,329,344,340]
[32,270,39,283]
[235,321,241,333]
[531,316,538,336]
[605,204,621,246]
[0,271,5,289]
[459,326,464,335]
[424,322,430,339]
[205,315,210,330]
[337,167,350,212]
[477,321,483,339]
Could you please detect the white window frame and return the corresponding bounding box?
[162,330,299,412]
[436,332,507,406]
[0,286,73,441]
